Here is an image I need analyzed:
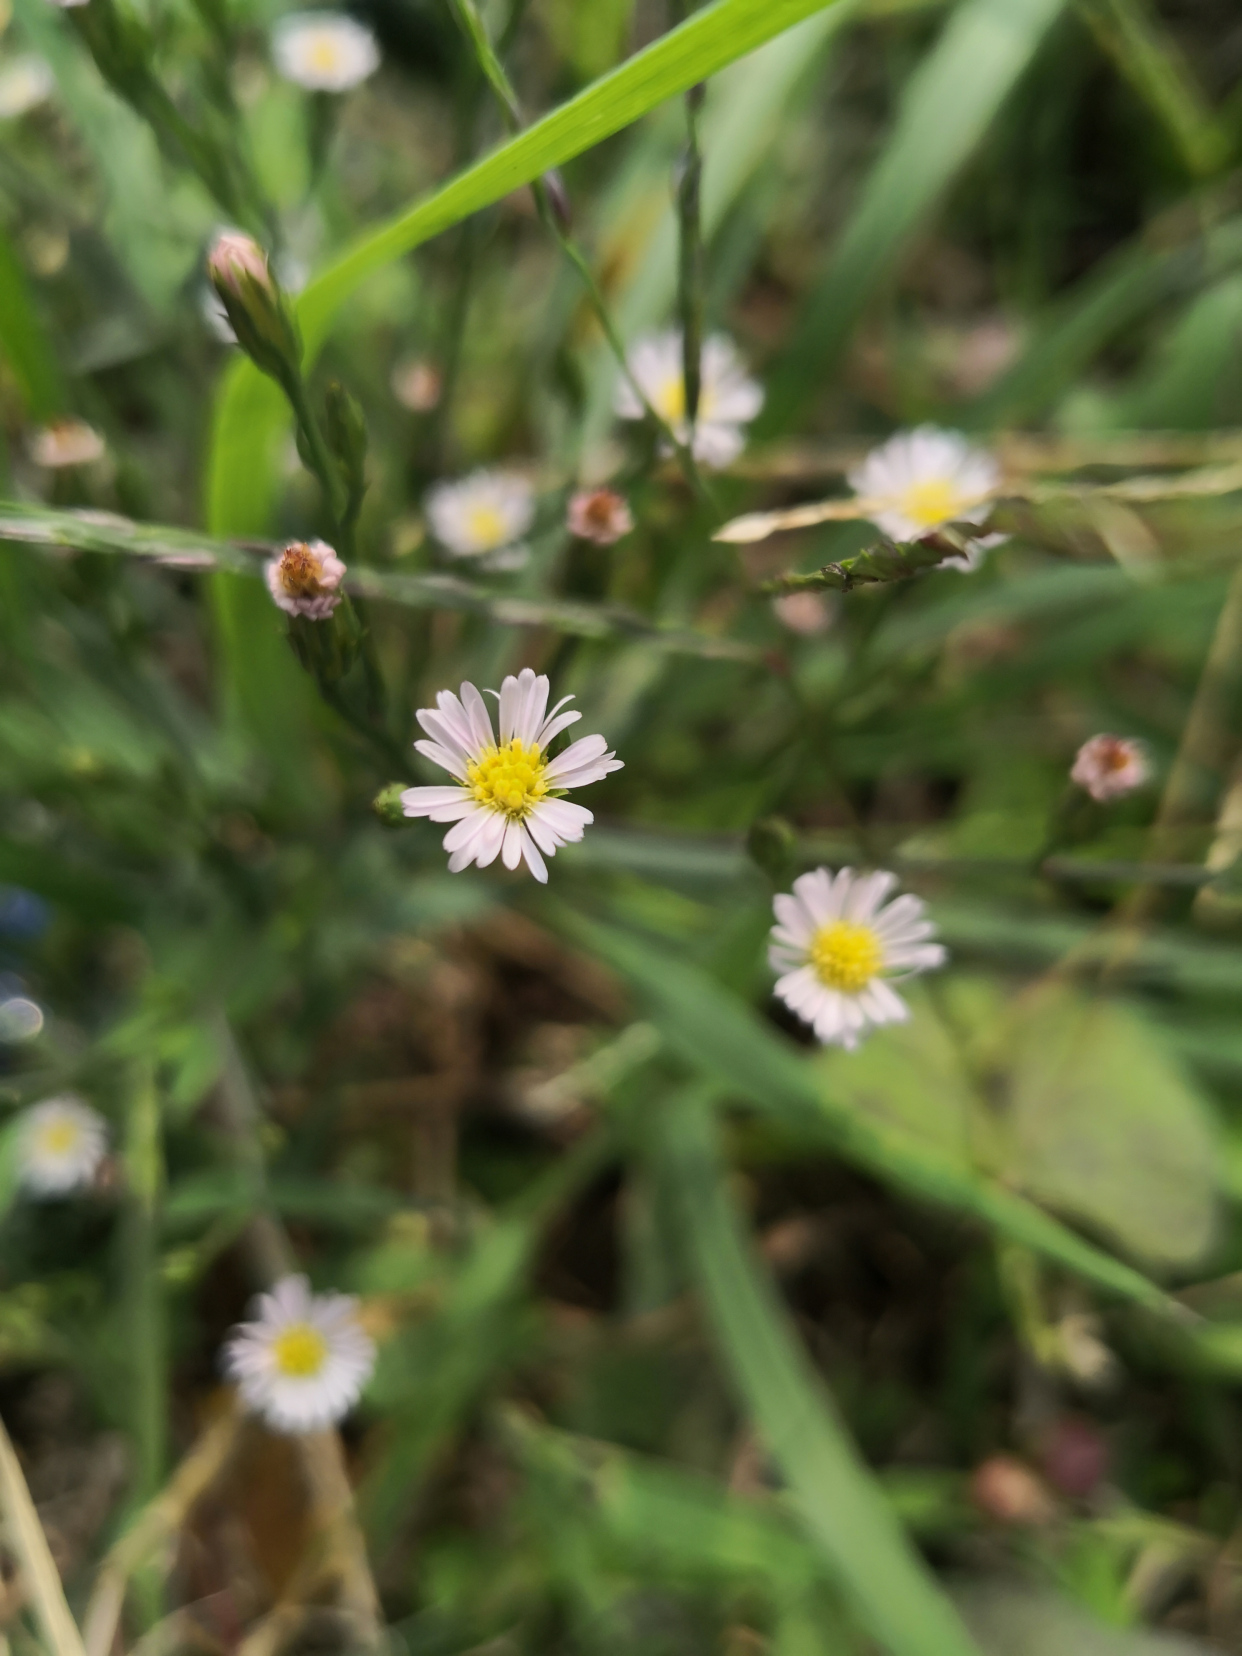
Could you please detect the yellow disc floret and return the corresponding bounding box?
[653,374,686,425]
[465,504,508,550]
[467,739,548,820]
[899,478,966,529]
[809,920,884,993]
[271,1323,329,1378]
[38,1121,81,1156]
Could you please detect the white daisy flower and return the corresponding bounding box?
[272,12,380,91]
[848,426,1006,564]
[401,666,622,884]
[425,469,535,565]
[614,330,763,469]
[0,56,55,119]
[769,867,946,1051]
[222,1274,375,1434]
[17,1095,107,1197]
[29,418,105,469]
[265,539,346,619]
[1070,734,1150,802]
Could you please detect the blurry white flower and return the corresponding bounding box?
[391,358,441,412]
[615,330,763,469]
[18,1096,107,1196]
[29,419,105,469]
[0,56,55,119]
[223,1274,374,1433]
[566,487,633,546]
[401,666,622,884]
[1070,734,1150,802]
[265,539,346,619]
[426,469,534,563]
[772,591,834,635]
[769,867,946,1050]
[848,426,1005,564]
[272,13,380,91]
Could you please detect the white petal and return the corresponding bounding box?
[519,827,548,883]
[532,798,593,839]
[501,818,524,870]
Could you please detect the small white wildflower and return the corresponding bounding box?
[769,867,946,1051]
[29,419,105,469]
[223,1274,375,1433]
[425,469,535,564]
[401,666,622,884]
[566,487,633,546]
[265,539,346,620]
[614,330,763,469]
[272,13,380,91]
[1070,734,1150,802]
[848,426,1006,566]
[17,1095,107,1197]
[0,56,55,119]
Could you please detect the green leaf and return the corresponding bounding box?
[657,1089,982,1656]
[759,0,1070,432]
[204,0,848,535]
[1001,985,1221,1270]
[558,909,1186,1318]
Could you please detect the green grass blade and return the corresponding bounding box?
[205,0,846,533]
[657,1087,982,1656]
[560,910,1187,1319]
[759,0,1069,434]
[0,229,62,420]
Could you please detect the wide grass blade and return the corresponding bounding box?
[657,1086,982,1656]
[559,910,1190,1320]
[205,0,848,535]
[758,0,1070,434]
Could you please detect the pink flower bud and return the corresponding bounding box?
[969,1455,1057,1526]
[265,540,346,620]
[1070,734,1150,802]
[566,487,634,546]
[207,231,274,299]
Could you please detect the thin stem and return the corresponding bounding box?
[674,47,706,424]
[442,0,715,506]
[123,1062,166,1632]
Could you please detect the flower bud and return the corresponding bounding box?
[323,380,368,503]
[207,232,302,385]
[265,540,345,620]
[372,783,408,827]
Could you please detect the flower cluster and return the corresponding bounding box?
[223,1274,375,1433]
[1071,734,1150,802]
[426,470,534,567]
[849,426,1007,570]
[401,668,622,884]
[615,330,763,468]
[272,13,380,92]
[265,539,346,619]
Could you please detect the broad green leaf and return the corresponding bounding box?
[759,0,1070,433]
[658,1089,982,1656]
[1002,985,1221,1269]
[558,909,1186,1318]
[205,0,848,535]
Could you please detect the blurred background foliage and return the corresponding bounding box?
[4,0,1242,1652]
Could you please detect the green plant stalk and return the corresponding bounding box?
[209,0,849,529]
[447,0,714,501]
[656,1087,983,1656]
[123,1064,166,1630]
[671,0,706,423]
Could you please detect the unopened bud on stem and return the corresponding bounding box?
[207,231,302,385]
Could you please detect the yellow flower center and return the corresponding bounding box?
[306,37,343,72]
[271,1323,329,1378]
[38,1121,81,1157]
[653,374,686,424]
[465,504,509,550]
[809,920,884,993]
[467,739,548,820]
[899,478,967,530]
